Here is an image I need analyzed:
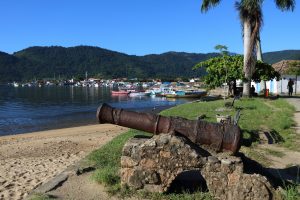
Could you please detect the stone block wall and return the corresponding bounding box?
[121,134,275,200]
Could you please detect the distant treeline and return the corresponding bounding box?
[0,45,299,82]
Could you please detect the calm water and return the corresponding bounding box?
[0,85,191,136]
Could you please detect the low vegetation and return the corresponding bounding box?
[87,97,299,199]
[88,129,150,185]
[29,193,54,200]
[264,149,286,158]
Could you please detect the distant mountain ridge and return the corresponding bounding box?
[263,50,300,64]
[0,46,299,82]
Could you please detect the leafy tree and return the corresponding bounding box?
[214,45,229,56]
[252,61,280,83]
[200,0,295,97]
[286,61,300,94]
[194,55,280,91]
[193,55,244,89]
[286,61,300,75]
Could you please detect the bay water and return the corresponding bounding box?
[0,85,191,136]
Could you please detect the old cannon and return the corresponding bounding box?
[97,103,241,154]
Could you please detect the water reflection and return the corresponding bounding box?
[0,85,190,136]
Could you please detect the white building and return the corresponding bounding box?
[251,60,300,95]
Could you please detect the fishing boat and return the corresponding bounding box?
[155,87,175,97]
[111,90,130,95]
[93,83,100,87]
[13,82,19,87]
[128,91,148,97]
[165,90,207,98]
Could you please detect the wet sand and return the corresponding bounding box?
[0,124,128,200]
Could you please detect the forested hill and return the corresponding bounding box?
[263,50,300,64]
[0,46,218,82]
[0,46,299,82]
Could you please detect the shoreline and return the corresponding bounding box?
[0,104,175,137]
[0,124,128,200]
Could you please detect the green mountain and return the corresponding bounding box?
[263,50,300,64]
[0,46,299,82]
[0,51,22,81]
[0,46,218,82]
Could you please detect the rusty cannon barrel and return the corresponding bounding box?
[97,103,241,154]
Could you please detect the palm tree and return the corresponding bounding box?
[235,0,263,96]
[201,0,295,97]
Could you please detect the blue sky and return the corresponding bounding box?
[0,0,299,55]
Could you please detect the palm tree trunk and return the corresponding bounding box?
[243,20,252,97]
[256,37,266,94]
[256,38,263,61]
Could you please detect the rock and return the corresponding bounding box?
[208,156,219,163]
[121,134,206,192]
[221,158,232,165]
[121,156,138,168]
[121,134,275,200]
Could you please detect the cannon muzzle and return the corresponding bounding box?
[97,103,241,154]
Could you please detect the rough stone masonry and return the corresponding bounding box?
[121,134,275,200]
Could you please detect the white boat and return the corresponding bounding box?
[13,82,19,87]
[157,87,175,97]
[145,89,156,96]
[128,91,147,97]
[74,82,81,87]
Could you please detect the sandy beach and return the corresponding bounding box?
[0,124,128,200]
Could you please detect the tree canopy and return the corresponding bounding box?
[285,61,300,75]
[193,55,280,89]
[252,61,280,82]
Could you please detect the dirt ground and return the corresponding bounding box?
[45,171,120,200]
[263,98,300,168]
[0,124,128,200]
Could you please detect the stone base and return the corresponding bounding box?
[121,134,275,200]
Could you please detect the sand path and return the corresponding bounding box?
[254,98,300,183]
[265,98,300,168]
[0,124,127,200]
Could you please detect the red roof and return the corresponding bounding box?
[272,60,300,74]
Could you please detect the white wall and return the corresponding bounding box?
[251,75,300,95]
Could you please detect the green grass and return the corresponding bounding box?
[138,190,213,200]
[240,145,272,166]
[264,148,285,158]
[282,185,300,200]
[29,194,54,200]
[161,98,297,150]
[87,129,150,185]
[87,97,299,199]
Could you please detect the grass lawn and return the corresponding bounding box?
[87,97,299,200]
[161,98,296,149]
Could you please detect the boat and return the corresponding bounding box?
[13,82,19,87]
[128,91,148,97]
[145,89,155,96]
[111,90,130,95]
[165,90,207,98]
[156,87,175,97]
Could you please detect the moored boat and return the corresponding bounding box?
[13,82,19,87]
[128,91,148,97]
[166,90,207,98]
[111,90,130,95]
